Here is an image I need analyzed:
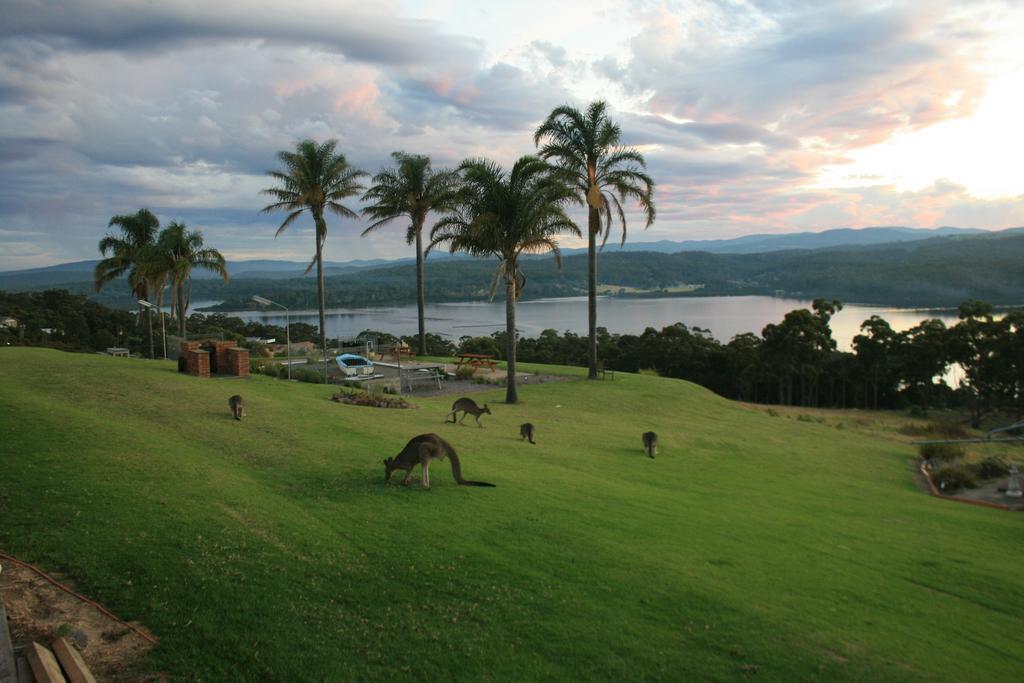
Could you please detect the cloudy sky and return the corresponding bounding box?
[1,0,1023,271]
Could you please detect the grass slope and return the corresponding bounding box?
[1,348,1021,681]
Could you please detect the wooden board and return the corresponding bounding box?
[50,638,96,683]
[0,603,16,683]
[26,642,67,683]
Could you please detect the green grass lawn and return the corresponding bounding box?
[1,348,1021,681]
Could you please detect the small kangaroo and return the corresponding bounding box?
[520,423,536,444]
[229,394,246,420]
[642,431,658,458]
[445,397,491,427]
[384,434,495,489]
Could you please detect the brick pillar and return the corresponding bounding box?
[227,347,250,377]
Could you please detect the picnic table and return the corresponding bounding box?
[399,362,444,392]
[454,353,497,371]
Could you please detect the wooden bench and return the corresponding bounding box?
[597,361,615,380]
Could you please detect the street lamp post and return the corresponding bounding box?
[138,299,166,360]
[252,296,291,380]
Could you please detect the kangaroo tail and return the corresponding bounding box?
[446,445,496,487]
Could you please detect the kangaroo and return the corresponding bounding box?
[384,434,495,489]
[520,423,536,444]
[642,431,658,458]
[228,394,246,420]
[445,397,491,427]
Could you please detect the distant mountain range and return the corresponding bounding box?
[0,226,1014,293]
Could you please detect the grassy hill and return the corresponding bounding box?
[1,349,1021,680]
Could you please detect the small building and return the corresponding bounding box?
[1,317,17,328]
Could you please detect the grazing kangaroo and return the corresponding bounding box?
[228,394,246,420]
[384,434,495,489]
[642,431,658,458]
[445,397,491,427]
[520,423,536,444]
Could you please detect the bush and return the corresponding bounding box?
[907,405,927,418]
[262,364,281,378]
[931,464,977,492]
[917,442,964,463]
[638,368,660,377]
[293,367,324,384]
[969,456,1010,480]
[331,389,412,409]
[454,364,476,380]
[900,423,970,439]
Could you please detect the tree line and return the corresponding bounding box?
[469,299,1023,425]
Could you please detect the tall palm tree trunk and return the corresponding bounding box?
[176,283,187,337]
[141,303,154,359]
[587,206,600,380]
[415,226,427,356]
[314,214,328,364]
[505,276,518,404]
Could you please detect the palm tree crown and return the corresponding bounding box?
[94,208,161,358]
[148,221,229,337]
[534,100,656,379]
[261,139,367,355]
[361,152,458,354]
[430,155,579,403]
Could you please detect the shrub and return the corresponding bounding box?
[968,456,1010,480]
[454,364,476,380]
[931,464,977,492]
[638,368,660,377]
[900,423,970,439]
[262,364,281,378]
[331,390,412,409]
[293,367,324,384]
[917,442,964,463]
[907,405,927,418]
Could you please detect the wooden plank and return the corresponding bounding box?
[50,638,96,683]
[26,642,66,683]
[0,603,17,683]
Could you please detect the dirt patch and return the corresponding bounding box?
[0,558,159,681]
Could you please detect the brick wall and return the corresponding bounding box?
[183,349,211,378]
[226,347,250,377]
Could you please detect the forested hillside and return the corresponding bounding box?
[6,230,1024,310]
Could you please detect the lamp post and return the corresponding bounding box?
[138,299,166,360]
[252,296,290,380]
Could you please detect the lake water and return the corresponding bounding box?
[211,295,962,351]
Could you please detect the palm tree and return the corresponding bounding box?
[361,152,459,355]
[94,208,160,358]
[430,156,579,403]
[149,222,229,338]
[534,100,655,379]
[261,139,367,357]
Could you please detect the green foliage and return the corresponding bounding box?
[454,364,476,380]
[918,442,965,463]
[330,389,412,409]
[458,335,501,358]
[931,464,977,491]
[900,423,970,439]
[969,456,1011,480]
